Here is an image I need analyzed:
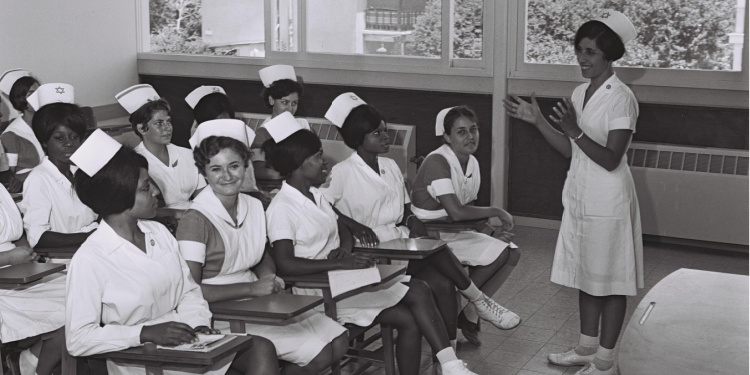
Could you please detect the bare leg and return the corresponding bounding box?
[399,280,451,351]
[228,335,280,375]
[281,332,348,375]
[409,265,458,340]
[599,295,627,349]
[374,303,422,375]
[468,249,510,295]
[35,328,63,375]
[409,249,472,290]
[579,290,604,338]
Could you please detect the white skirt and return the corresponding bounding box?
[0,274,66,342]
[438,232,508,266]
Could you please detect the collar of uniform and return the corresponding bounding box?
[279,180,325,208]
[5,116,31,133]
[94,219,155,255]
[39,157,77,184]
[191,185,249,228]
[136,142,179,168]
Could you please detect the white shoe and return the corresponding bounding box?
[548,347,595,366]
[441,360,478,375]
[575,363,616,375]
[472,295,520,329]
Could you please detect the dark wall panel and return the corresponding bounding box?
[141,75,494,205]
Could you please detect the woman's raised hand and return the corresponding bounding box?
[549,97,581,136]
[503,93,543,125]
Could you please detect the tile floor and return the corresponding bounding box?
[341,225,749,375]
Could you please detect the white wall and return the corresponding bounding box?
[0,0,139,111]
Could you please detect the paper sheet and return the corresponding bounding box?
[156,334,233,352]
[328,267,381,298]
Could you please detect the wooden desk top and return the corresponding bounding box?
[619,269,748,375]
[353,238,447,259]
[0,263,66,285]
[89,335,253,367]
[283,264,406,289]
[210,294,323,321]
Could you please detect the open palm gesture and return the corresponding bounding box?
[503,93,543,125]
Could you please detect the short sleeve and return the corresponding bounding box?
[607,91,639,133]
[0,142,9,172]
[1,133,20,167]
[19,173,53,247]
[176,210,211,264]
[319,164,344,205]
[266,201,298,244]
[421,155,455,196]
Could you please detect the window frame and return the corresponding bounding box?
[507,0,749,92]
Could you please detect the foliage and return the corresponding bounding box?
[150,26,210,54]
[149,0,208,54]
[410,0,484,58]
[526,0,737,70]
[411,0,443,57]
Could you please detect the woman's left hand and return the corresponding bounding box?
[549,98,581,137]
[407,218,429,238]
[193,326,220,335]
[348,222,379,247]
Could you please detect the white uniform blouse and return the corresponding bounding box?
[66,220,222,375]
[135,142,207,209]
[19,157,98,247]
[0,184,22,251]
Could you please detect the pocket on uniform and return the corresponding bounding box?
[582,182,627,218]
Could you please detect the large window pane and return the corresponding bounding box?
[149,0,265,57]
[453,0,483,59]
[525,0,745,71]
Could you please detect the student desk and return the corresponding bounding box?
[210,294,324,332]
[422,218,491,233]
[0,263,66,289]
[619,269,748,375]
[353,238,448,261]
[76,335,254,375]
[34,246,78,259]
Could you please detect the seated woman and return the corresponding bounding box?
[251,65,310,181]
[20,84,98,252]
[0,183,65,375]
[410,106,519,345]
[186,86,263,201]
[66,129,279,375]
[0,69,43,191]
[177,119,347,375]
[116,84,206,209]
[263,113,478,375]
[320,93,519,348]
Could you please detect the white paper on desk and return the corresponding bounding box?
[328,267,381,298]
[156,334,232,352]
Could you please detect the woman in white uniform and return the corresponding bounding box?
[320,94,521,347]
[0,69,42,191]
[251,65,310,181]
[410,105,520,343]
[117,84,206,209]
[263,113,478,375]
[503,10,643,375]
[177,119,347,375]
[0,183,65,375]
[66,130,279,375]
[21,84,98,252]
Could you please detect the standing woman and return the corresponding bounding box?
[410,105,520,344]
[263,113,478,375]
[503,10,642,375]
[66,130,279,375]
[0,69,43,191]
[251,65,310,181]
[117,84,206,209]
[21,83,98,251]
[177,119,347,375]
[321,93,519,347]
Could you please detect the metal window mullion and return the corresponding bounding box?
[442,0,453,67]
[264,0,274,54]
[297,0,306,52]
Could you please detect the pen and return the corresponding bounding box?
[639,302,656,325]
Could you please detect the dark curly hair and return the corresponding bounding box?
[128,99,171,137]
[574,20,626,61]
[9,76,40,112]
[193,136,251,175]
[260,79,304,108]
[31,103,88,144]
[442,105,478,135]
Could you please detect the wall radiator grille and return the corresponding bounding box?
[627,142,748,246]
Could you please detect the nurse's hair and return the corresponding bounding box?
[128,98,171,138]
[260,79,304,108]
[9,76,40,112]
[339,104,385,150]
[193,136,251,175]
[31,103,88,144]
[193,93,235,125]
[261,129,321,177]
[75,146,149,217]
[574,21,626,61]
[443,105,479,136]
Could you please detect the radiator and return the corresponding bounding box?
[627,142,748,245]
[236,113,417,184]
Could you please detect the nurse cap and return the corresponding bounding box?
[264,112,305,142]
[190,119,256,149]
[0,69,31,96]
[27,83,75,111]
[259,65,297,88]
[593,9,637,44]
[325,92,366,127]
[185,85,227,109]
[435,107,456,136]
[70,129,122,176]
[116,84,161,114]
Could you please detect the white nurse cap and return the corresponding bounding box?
[115,84,161,114]
[259,65,297,88]
[27,83,75,111]
[324,92,366,127]
[264,112,305,142]
[190,119,256,149]
[71,129,123,176]
[185,85,226,109]
[593,9,637,44]
[435,107,456,136]
[0,69,31,96]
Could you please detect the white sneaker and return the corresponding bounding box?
[441,360,478,375]
[575,362,616,375]
[472,295,521,329]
